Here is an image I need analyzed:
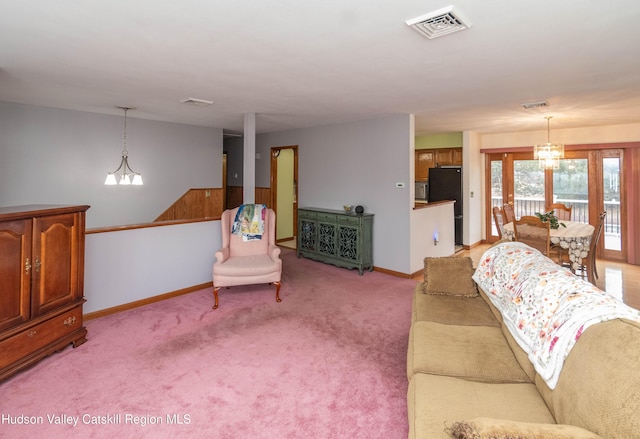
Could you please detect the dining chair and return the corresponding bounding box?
[503,203,515,224]
[546,203,572,263]
[512,215,551,256]
[582,211,607,285]
[492,206,505,239]
[546,203,572,221]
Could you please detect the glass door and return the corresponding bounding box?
[512,154,545,217]
[599,150,624,261]
[551,152,590,224]
[486,153,505,242]
[486,152,546,240]
[485,148,625,261]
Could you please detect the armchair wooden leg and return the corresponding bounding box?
[212,286,220,310]
[274,281,282,303]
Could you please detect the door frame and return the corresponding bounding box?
[485,148,626,261]
[270,145,299,242]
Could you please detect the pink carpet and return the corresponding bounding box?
[0,248,417,438]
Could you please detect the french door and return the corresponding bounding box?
[486,149,625,261]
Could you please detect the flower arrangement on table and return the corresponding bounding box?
[534,211,567,230]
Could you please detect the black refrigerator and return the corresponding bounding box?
[428,166,463,245]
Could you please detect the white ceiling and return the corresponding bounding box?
[1,1,640,136]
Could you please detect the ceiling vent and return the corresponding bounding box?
[406,5,471,39]
[180,97,213,107]
[521,100,549,110]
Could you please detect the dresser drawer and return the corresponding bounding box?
[298,209,317,220]
[338,215,360,226]
[317,212,337,223]
[0,307,83,370]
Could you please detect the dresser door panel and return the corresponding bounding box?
[31,214,80,317]
[0,220,32,332]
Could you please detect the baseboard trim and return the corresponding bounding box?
[373,266,412,279]
[83,282,213,321]
[462,240,483,250]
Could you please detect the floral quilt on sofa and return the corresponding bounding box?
[473,241,640,389]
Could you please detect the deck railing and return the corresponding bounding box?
[491,197,620,234]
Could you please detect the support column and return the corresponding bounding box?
[243,112,256,204]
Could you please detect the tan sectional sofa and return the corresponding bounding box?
[407,243,640,439]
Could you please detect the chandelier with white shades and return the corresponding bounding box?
[105,106,143,185]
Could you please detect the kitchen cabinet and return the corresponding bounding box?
[452,148,463,165]
[297,207,373,275]
[435,147,463,167]
[0,205,89,381]
[415,148,462,182]
[435,149,453,166]
[415,150,434,181]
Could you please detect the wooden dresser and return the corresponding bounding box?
[0,204,89,381]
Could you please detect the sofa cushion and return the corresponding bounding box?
[408,321,531,383]
[447,417,601,439]
[424,256,478,297]
[412,283,499,327]
[408,374,555,439]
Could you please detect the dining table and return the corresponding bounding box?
[502,220,595,271]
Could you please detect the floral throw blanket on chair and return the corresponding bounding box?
[232,204,266,241]
[473,241,640,389]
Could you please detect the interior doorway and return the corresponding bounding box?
[270,145,298,246]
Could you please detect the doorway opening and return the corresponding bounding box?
[270,145,299,248]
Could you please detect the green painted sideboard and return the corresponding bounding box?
[297,207,373,275]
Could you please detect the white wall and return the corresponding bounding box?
[463,130,483,247]
[84,220,220,314]
[0,102,224,228]
[480,123,640,149]
[255,114,414,274]
[410,203,455,273]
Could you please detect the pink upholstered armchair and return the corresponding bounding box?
[212,206,282,309]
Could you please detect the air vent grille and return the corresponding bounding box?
[406,6,471,39]
[180,97,213,107]
[521,101,549,109]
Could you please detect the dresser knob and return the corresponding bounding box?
[27,330,37,338]
[63,316,77,327]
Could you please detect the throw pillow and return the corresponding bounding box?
[447,418,602,439]
[423,256,478,297]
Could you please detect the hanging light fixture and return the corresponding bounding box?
[533,116,564,170]
[105,106,143,185]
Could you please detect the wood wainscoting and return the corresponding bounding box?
[155,188,224,221]
[155,186,272,223]
[226,186,271,209]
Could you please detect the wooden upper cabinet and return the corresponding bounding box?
[435,149,453,166]
[415,147,463,180]
[415,151,434,181]
[452,149,463,165]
